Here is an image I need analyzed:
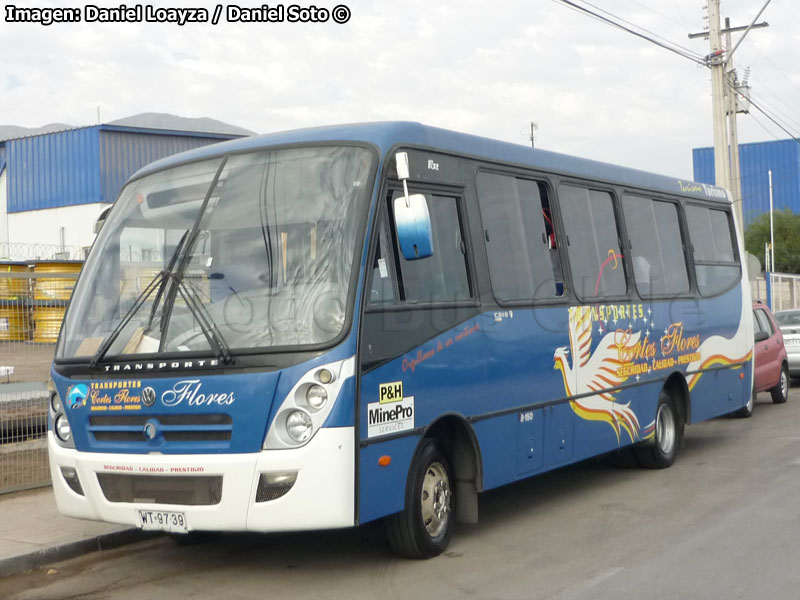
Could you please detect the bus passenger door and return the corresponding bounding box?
[358,191,485,524]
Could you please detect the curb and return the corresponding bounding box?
[0,528,160,578]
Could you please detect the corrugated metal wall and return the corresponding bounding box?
[3,127,238,213]
[693,139,800,225]
[98,130,230,204]
[6,128,101,213]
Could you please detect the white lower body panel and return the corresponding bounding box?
[48,427,355,532]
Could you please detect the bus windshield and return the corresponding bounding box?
[57,145,374,360]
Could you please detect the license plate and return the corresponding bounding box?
[138,510,188,533]
[785,338,800,347]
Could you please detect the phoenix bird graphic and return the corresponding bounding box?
[553,305,645,443]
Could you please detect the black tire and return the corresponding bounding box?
[771,364,789,404]
[387,439,454,559]
[635,392,683,469]
[735,388,755,418]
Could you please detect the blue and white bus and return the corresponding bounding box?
[49,122,753,558]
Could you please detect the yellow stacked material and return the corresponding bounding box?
[0,262,31,300]
[32,306,66,343]
[120,265,161,303]
[120,264,210,307]
[0,305,31,341]
[33,261,82,301]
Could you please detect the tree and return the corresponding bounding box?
[744,208,800,274]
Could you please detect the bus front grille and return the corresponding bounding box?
[88,414,233,443]
[97,473,223,505]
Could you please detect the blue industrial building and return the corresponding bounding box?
[693,139,800,225]
[0,124,243,257]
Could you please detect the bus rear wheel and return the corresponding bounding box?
[387,439,454,558]
[635,392,683,469]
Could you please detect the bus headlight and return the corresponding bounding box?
[49,380,75,448]
[316,368,334,385]
[305,384,328,410]
[55,414,72,442]
[263,358,354,450]
[286,410,313,443]
[51,391,63,414]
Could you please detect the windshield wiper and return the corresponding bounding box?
[89,270,167,367]
[89,228,192,367]
[145,228,190,332]
[174,275,232,364]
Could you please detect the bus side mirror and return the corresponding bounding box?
[393,193,433,260]
[393,152,433,260]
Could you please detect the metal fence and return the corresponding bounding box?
[751,272,800,311]
[0,262,81,494]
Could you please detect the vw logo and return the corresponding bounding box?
[143,420,158,441]
[142,386,156,407]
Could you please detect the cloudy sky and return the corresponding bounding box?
[2,0,799,179]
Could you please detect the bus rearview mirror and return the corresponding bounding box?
[393,194,433,260]
[395,152,410,180]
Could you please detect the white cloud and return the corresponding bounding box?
[2,0,799,179]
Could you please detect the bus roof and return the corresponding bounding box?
[132,121,729,204]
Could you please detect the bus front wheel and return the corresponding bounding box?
[635,392,683,469]
[387,439,454,558]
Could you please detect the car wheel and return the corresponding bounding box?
[636,392,683,469]
[771,364,789,404]
[735,388,755,418]
[387,439,454,558]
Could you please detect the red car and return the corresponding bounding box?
[739,302,790,417]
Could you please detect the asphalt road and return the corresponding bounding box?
[3,387,800,600]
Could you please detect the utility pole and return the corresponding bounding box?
[708,0,730,199]
[530,122,538,148]
[725,17,744,231]
[689,1,769,246]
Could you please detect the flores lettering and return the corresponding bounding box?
[161,380,235,407]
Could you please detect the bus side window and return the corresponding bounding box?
[558,185,627,299]
[387,191,471,304]
[367,213,397,305]
[685,205,740,296]
[621,196,690,298]
[476,172,563,302]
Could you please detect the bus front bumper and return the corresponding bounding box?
[48,427,355,532]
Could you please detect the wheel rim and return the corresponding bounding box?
[781,370,789,399]
[420,461,451,538]
[656,403,676,456]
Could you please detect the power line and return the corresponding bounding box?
[747,86,800,133]
[554,0,800,154]
[725,78,800,143]
[624,0,693,32]
[551,0,706,65]
[577,0,703,57]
